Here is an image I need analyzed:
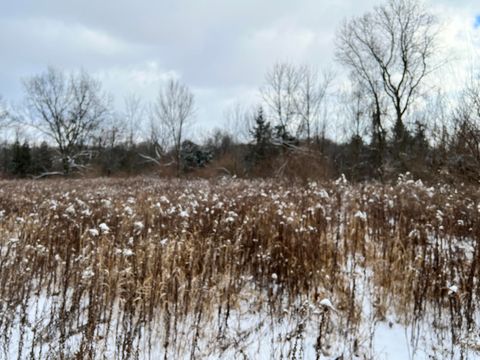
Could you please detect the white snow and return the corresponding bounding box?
[448,284,458,295]
[354,210,367,220]
[319,298,337,312]
[99,223,110,233]
[88,228,99,237]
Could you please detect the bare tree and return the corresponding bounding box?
[223,102,255,144]
[0,96,7,121]
[98,94,145,149]
[261,62,334,147]
[0,96,13,135]
[23,67,109,174]
[294,66,333,144]
[336,0,438,143]
[339,82,369,142]
[260,63,300,135]
[123,94,144,146]
[151,78,195,174]
[450,79,480,177]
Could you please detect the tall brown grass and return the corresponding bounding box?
[0,175,478,359]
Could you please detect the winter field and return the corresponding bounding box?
[0,176,479,359]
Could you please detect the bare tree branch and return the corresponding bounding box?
[294,66,334,143]
[336,0,439,134]
[23,67,109,174]
[149,78,195,174]
[261,62,300,134]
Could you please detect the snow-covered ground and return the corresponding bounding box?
[3,281,479,359]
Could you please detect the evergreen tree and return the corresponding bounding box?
[11,140,31,177]
[250,107,272,161]
[31,141,53,174]
[392,118,411,155]
[0,141,11,175]
[180,140,212,170]
[412,121,428,153]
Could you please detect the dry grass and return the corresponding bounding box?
[0,175,479,359]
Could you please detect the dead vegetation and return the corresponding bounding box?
[0,175,479,359]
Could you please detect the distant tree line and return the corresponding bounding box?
[1,0,480,183]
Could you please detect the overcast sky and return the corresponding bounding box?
[0,0,479,135]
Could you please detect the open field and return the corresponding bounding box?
[0,176,479,359]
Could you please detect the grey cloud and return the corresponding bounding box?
[0,0,479,130]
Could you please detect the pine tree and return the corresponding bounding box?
[11,140,31,177]
[412,121,428,153]
[250,107,272,161]
[31,141,53,174]
[392,118,412,156]
[180,140,212,170]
